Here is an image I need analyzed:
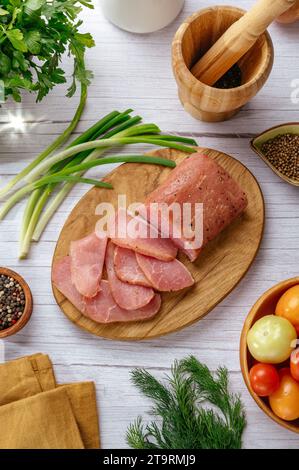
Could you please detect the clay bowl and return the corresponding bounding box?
[251,123,299,187]
[0,268,33,339]
[172,6,274,122]
[240,277,299,433]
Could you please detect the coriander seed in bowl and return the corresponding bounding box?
[0,268,33,338]
[261,134,299,182]
[251,123,299,186]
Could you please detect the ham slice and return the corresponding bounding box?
[70,232,107,298]
[109,208,177,261]
[136,253,194,292]
[105,241,155,310]
[145,153,248,261]
[52,256,161,323]
[114,246,152,287]
[85,282,161,324]
[52,256,86,312]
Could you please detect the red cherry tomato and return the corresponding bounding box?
[249,363,280,397]
[290,349,299,381]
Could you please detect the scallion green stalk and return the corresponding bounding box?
[21,114,144,255]
[19,110,136,256]
[1,153,177,220]
[0,84,88,199]
[30,151,175,243]
[19,187,54,258]
[26,135,195,183]
[30,130,196,244]
[2,107,198,259]
[19,189,43,245]
[34,175,113,188]
[48,155,176,177]
[31,149,104,243]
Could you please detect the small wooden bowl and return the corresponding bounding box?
[240,277,299,433]
[251,123,299,187]
[0,268,33,339]
[172,6,274,122]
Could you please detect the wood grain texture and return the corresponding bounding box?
[52,148,264,340]
[0,0,299,449]
[240,276,299,434]
[172,6,273,121]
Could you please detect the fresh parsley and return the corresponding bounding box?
[0,0,95,102]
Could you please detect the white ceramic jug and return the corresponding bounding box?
[100,0,185,33]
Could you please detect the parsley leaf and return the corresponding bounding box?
[6,29,27,52]
[0,0,94,102]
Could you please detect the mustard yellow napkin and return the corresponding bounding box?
[0,354,100,449]
[0,354,56,405]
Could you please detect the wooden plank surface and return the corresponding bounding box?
[0,0,299,449]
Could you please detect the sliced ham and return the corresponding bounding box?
[52,256,161,323]
[52,256,86,312]
[70,232,107,298]
[145,153,248,261]
[85,281,161,324]
[136,253,194,292]
[114,246,152,287]
[105,241,155,310]
[109,208,177,261]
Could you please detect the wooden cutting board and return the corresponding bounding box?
[52,147,264,340]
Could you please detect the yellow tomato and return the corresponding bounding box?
[269,371,299,421]
[247,315,297,364]
[276,285,299,330]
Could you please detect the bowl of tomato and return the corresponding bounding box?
[240,277,299,433]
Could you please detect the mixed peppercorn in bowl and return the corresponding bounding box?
[0,268,33,338]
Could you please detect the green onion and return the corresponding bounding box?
[150,134,198,146]
[31,150,105,244]
[0,108,198,259]
[0,154,177,221]
[32,183,78,242]
[27,114,145,242]
[19,189,43,246]
[49,155,176,176]
[19,187,55,259]
[26,136,195,183]
[48,110,133,174]
[34,175,113,189]
[19,110,136,255]
[30,128,196,248]
[0,84,88,199]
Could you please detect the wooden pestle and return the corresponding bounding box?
[191,0,297,86]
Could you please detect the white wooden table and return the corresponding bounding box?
[0,0,298,449]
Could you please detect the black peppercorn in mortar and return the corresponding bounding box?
[214,63,242,89]
[0,274,25,331]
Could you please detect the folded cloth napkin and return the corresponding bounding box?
[0,354,100,449]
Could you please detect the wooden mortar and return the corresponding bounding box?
[172,6,274,122]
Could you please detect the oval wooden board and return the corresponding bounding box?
[52,148,264,341]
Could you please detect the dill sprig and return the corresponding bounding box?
[126,356,246,450]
